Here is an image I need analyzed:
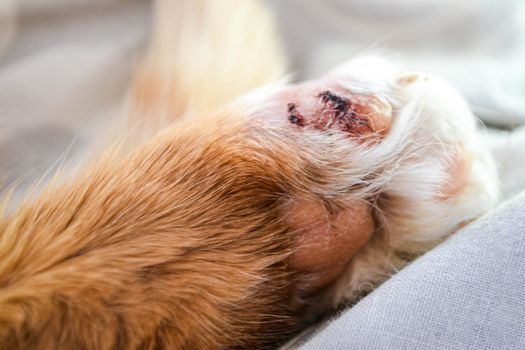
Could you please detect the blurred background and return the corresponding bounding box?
[0,0,524,204]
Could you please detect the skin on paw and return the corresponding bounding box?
[439,149,471,200]
[286,199,375,291]
[268,81,393,141]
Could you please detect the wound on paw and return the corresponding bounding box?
[287,90,391,139]
[287,103,305,127]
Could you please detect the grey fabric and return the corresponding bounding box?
[301,191,525,349]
